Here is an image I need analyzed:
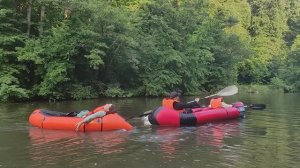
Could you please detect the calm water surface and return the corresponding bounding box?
[0,92,299,168]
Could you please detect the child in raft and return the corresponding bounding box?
[75,104,116,131]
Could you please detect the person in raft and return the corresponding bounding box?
[209,97,232,108]
[75,104,116,131]
[162,91,200,113]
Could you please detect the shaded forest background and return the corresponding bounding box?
[1,0,300,102]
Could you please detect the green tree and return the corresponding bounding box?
[17,0,140,100]
[135,1,184,96]
[0,2,29,101]
[275,35,300,92]
[246,0,289,84]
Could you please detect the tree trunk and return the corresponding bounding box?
[27,0,33,37]
[64,6,71,19]
[172,0,179,8]
[40,0,45,36]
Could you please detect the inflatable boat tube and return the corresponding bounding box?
[148,102,245,127]
[29,109,133,132]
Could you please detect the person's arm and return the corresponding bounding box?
[75,120,85,131]
[83,111,106,122]
[75,111,106,131]
[173,101,200,110]
[222,102,232,107]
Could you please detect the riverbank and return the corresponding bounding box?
[238,84,282,94]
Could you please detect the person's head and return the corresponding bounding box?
[103,104,116,112]
[213,97,223,101]
[169,91,180,101]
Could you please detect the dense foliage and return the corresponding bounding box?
[0,0,299,102]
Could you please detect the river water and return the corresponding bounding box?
[0,91,299,168]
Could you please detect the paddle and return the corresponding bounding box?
[186,85,238,103]
[126,110,152,121]
[203,85,238,99]
[126,103,266,121]
[245,104,266,110]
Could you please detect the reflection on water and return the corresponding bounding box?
[132,120,243,162]
[195,121,242,148]
[136,127,182,159]
[28,127,130,167]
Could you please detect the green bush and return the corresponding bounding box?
[104,85,135,98]
[69,84,99,100]
[0,84,29,102]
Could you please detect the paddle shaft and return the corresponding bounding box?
[126,110,152,120]
[245,104,266,110]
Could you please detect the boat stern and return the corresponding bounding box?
[232,102,246,118]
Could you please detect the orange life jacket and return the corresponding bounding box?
[162,98,184,112]
[210,98,223,109]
